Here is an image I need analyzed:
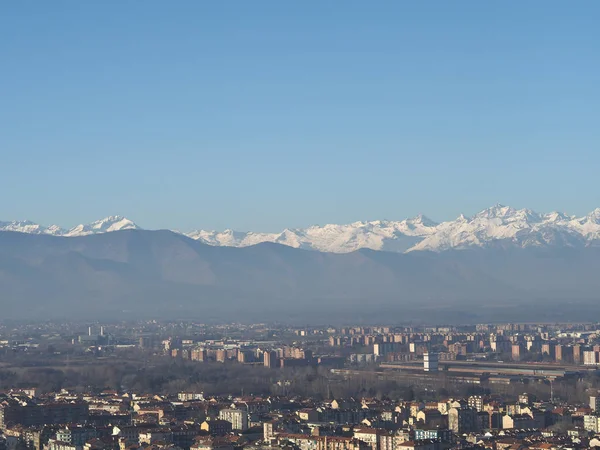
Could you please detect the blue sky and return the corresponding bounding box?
[1,2,599,231]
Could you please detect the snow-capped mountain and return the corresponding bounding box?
[186,215,438,253]
[63,216,139,236]
[0,220,65,235]
[4,206,600,252]
[184,206,600,252]
[0,216,140,237]
[409,205,574,251]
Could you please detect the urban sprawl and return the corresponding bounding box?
[2,322,600,450]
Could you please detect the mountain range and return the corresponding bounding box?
[4,205,600,253]
[3,204,600,322]
[2,226,600,322]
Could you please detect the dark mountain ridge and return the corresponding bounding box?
[0,229,598,322]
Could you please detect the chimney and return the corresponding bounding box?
[88,326,92,336]
[100,326,104,336]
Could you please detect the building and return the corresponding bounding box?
[448,406,477,434]
[237,350,255,363]
[56,426,97,448]
[297,409,320,422]
[518,393,535,405]
[280,358,312,368]
[555,345,573,363]
[215,349,226,363]
[263,351,278,369]
[541,343,555,359]
[396,440,438,450]
[178,392,204,401]
[511,344,522,361]
[413,428,452,443]
[263,422,275,441]
[192,436,235,450]
[201,419,233,436]
[423,353,438,372]
[46,439,77,450]
[584,414,600,433]
[276,435,369,450]
[415,409,444,428]
[374,343,405,357]
[584,351,599,365]
[23,425,61,450]
[352,428,379,450]
[591,396,600,413]
[139,430,172,445]
[191,348,207,362]
[573,345,582,364]
[0,401,89,429]
[468,396,483,412]
[218,408,248,431]
[502,413,539,429]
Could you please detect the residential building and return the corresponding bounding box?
[218,408,248,431]
[448,407,477,434]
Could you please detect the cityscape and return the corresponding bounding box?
[3,2,599,450]
[1,321,600,449]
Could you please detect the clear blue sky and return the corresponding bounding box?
[1,2,599,231]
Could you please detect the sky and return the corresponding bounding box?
[1,2,599,232]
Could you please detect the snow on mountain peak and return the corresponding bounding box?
[63,216,140,236]
[4,206,600,253]
[93,216,138,231]
[407,214,437,227]
[0,220,65,235]
[585,208,600,222]
[544,211,568,222]
[0,216,140,237]
[474,203,512,218]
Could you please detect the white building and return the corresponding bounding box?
[584,414,600,432]
[219,408,249,431]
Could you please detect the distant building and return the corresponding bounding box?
[448,406,477,434]
[0,401,89,429]
[191,348,207,362]
[263,422,275,441]
[573,344,582,364]
[219,408,248,431]
[413,428,452,443]
[511,344,522,361]
[423,353,438,372]
[178,392,204,401]
[555,344,573,363]
[502,413,539,429]
[56,426,97,447]
[541,343,555,359]
[237,350,255,363]
[468,395,483,412]
[201,419,233,436]
[263,351,278,368]
[584,414,600,433]
[591,396,600,413]
[280,358,311,368]
[584,351,599,365]
[215,349,226,363]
